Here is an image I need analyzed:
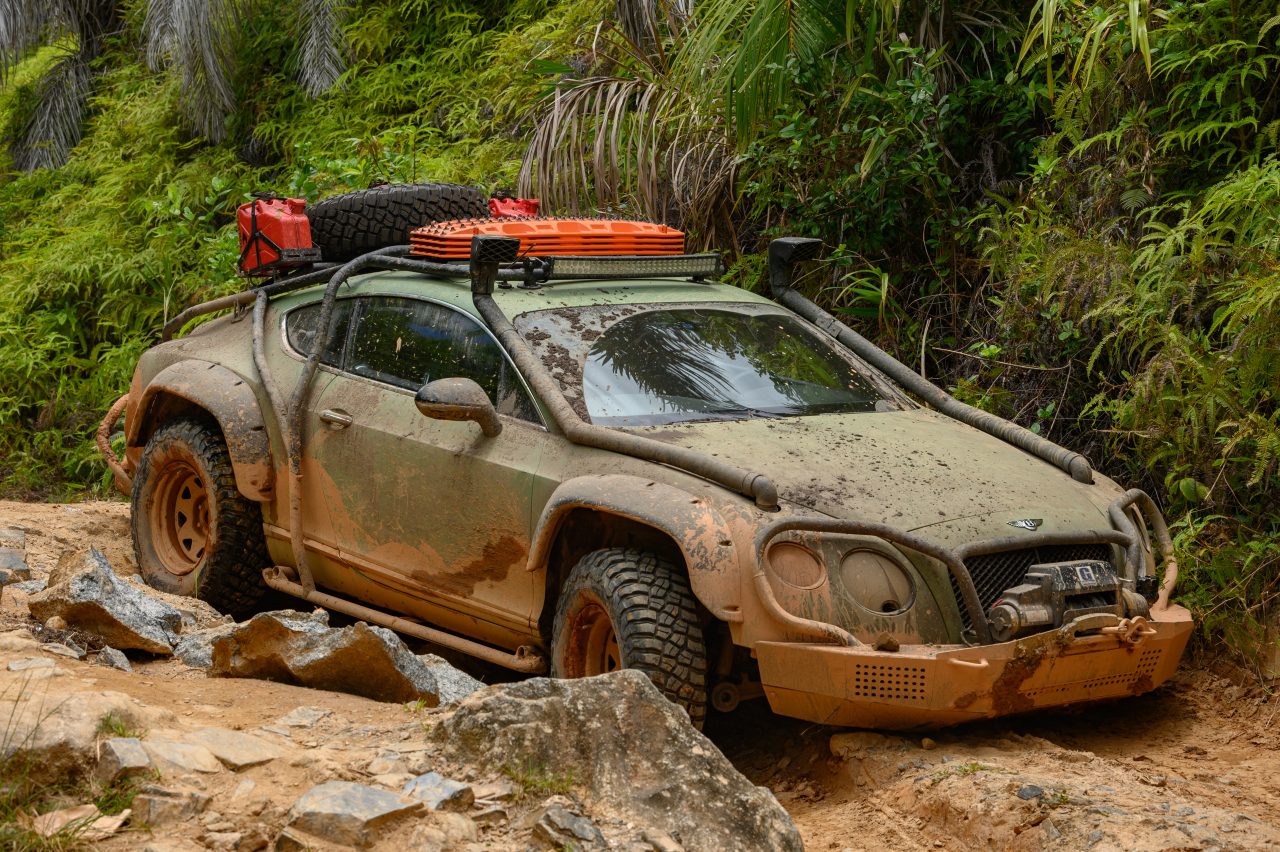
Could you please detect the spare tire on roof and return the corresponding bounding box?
[306,182,489,261]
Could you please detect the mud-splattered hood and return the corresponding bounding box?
[627,408,1119,547]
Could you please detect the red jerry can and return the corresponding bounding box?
[488,195,541,218]
[237,197,323,277]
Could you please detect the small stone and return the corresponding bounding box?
[142,739,224,776]
[534,806,606,849]
[43,642,84,659]
[1043,819,1062,841]
[206,821,237,832]
[1087,829,1105,846]
[472,805,508,825]
[96,646,132,672]
[435,812,478,844]
[9,579,46,594]
[132,791,208,826]
[471,778,518,802]
[642,827,685,852]
[96,737,153,785]
[402,771,474,812]
[274,706,332,728]
[8,657,55,671]
[230,779,257,800]
[182,727,282,770]
[287,780,421,846]
[365,751,405,776]
[201,831,241,852]
[371,772,414,790]
[43,616,68,632]
[1017,784,1044,800]
[921,737,937,751]
[873,633,899,652]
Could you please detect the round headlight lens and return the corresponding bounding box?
[767,542,826,589]
[838,549,915,614]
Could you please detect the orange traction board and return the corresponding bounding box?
[409,217,685,260]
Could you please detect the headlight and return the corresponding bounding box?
[836,549,916,615]
[766,541,826,589]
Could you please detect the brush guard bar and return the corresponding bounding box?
[751,488,1177,647]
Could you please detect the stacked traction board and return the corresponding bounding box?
[409,217,686,261]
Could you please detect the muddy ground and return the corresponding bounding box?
[3,499,1279,851]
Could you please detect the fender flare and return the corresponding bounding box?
[526,474,742,620]
[128,361,274,502]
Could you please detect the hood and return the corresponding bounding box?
[627,409,1119,548]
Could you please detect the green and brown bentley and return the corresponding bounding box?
[101,186,1191,728]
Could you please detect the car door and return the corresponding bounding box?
[306,294,548,646]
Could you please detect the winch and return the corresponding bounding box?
[987,560,1148,641]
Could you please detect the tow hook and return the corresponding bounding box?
[1101,615,1157,645]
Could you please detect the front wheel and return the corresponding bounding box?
[131,417,269,618]
[551,548,708,727]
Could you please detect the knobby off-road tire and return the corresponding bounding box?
[306,182,489,261]
[131,417,269,619]
[552,548,708,727]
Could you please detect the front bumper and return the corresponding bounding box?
[756,602,1192,728]
[748,488,1193,727]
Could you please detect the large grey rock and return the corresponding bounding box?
[182,727,282,770]
[1,689,156,784]
[122,575,226,632]
[210,611,479,705]
[96,737,153,785]
[433,671,803,852]
[287,780,421,846]
[27,549,180,654]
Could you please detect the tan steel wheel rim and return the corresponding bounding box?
[150,457,210,576]
[568,600,622,676]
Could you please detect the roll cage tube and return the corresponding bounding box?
[766,238,1095,486]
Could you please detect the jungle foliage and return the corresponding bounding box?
[0,0,1276,659]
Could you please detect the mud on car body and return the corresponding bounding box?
[101,187,1192,729]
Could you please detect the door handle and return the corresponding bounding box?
[319,408,353,429]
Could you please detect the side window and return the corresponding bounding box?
[348,297,539,422]
[286,299,355,367]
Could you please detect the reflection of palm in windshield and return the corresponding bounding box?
[583,308,889,426]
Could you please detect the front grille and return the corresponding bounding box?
[951,543,1113,630]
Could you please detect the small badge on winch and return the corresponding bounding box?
[1007,518,1043,530]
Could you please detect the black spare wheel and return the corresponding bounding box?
[306,182,490,261]
[552,548,709,727]
[131,417,270,618]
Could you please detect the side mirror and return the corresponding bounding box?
[414,378,502,437]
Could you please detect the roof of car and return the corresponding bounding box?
[274,269,779,320]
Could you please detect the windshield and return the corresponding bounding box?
[515,303,908,426]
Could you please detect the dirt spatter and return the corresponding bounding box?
[989,644,1046,714]
[432,534,526,596]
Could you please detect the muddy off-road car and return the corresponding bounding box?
[99,183,1191,728]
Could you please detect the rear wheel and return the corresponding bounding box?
[552,548,708,727]
[131,418,269,618]
[306,182,489,261]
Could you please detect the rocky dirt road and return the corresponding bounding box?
[3,500,1279,851]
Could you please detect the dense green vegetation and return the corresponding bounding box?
[0,1,1275,660]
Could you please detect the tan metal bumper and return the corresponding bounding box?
[756,603,1192,729]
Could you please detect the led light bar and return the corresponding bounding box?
[547,254,723,280]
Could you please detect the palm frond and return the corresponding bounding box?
[12,52,89,171]
[0,0,72,81]
[297,0,348,97]
[144,0,245,142]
